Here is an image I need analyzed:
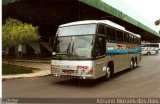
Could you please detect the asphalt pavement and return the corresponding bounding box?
[2,55,160,98]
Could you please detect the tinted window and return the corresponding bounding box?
[98,24,105,35]
[106,27,116,41]
[129,34,134,44]
[150,44,159,47]
[116,30,124,42]
[134,37,137,44]
[124,33,129,43]
[134,37,141,44]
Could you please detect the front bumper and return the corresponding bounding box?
[51,73,95,79]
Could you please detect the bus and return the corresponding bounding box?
[51,20,141,79]
[141,43,160,55]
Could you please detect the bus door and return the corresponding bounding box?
[94,35,106,77]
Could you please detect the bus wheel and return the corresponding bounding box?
[130,60,134,70]
[106,66,111,79]
[105,63,113,80]
[133,60,137,68]
[147,52,151,55]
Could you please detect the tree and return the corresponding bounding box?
[155,19,160,26]
[2,18,40,56]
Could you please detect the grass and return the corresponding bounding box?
[2,63,35,75]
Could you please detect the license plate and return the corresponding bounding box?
[63,72,71,76]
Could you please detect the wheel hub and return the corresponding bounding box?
[106,67,111,78]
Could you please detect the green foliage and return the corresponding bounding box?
[2,0,16,5]
[2,63,35,75]
[155,19,160,26]
[2,18,40,48]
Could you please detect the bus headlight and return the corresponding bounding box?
[76,69,87,75]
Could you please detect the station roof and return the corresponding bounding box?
[79,0,160,38]
[2,0,16,5]
[2,0,160,41]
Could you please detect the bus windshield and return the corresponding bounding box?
[57,24,96,36]
[53,35,94,59]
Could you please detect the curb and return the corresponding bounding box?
[2,70,51,80]
[3,60,51,64]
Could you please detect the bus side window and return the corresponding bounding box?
[153,44,159,47]
[134,37,136,44]
[138,38,141,45]
[105,26,110,40]
[132,36,135,44]
[133,36,136,44]
[135,37,140,45]
[98,24,105,35]
[134,37,137,44]
[116,30,124,43]
[129,34,134,44]
[124,33,129,43]
[107,27,116,42]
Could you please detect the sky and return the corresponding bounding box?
[102,0,160,32]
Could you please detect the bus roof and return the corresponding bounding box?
[59,20,141,38]
[60,20,125,30]
[125,30,141,38]
[141,43,160,44]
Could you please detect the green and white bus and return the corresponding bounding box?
[141,43,160,55]
[51,20,141,79]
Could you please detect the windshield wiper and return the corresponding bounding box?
[71,42,74,54]
[66,42,71,55]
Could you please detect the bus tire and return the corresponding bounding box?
[105,62,114,80]
[133,58,137,68]
[129,59,134,70]
[147,52,151,55]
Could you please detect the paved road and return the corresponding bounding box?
[2,55,160,98]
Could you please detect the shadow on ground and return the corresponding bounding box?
[52,67,140,88]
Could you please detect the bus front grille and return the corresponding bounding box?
[52,68,61,74]
[62,70,75,74]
